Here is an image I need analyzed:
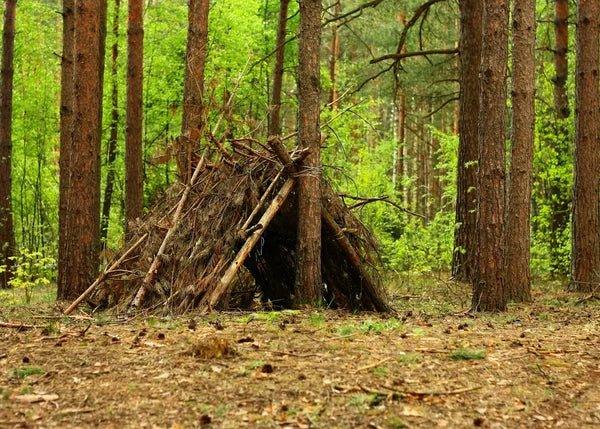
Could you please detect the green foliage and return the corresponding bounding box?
[1,249,55,304]
[1,0,580,285]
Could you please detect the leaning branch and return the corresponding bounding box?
[340,194,426,219]
[370,48,459,65]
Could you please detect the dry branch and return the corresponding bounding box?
[129,155,206,310]
[206,177,296,308]
[64,232,149,315]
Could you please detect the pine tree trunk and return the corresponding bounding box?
[58,0,75,299]
[473,0,508,312]
[328,0,341,109]
[416,112,427,221]
[101,0,121,247]
[453,0,482,283]
[504,0,535,302]
[572,0,600,293]
[125,0,144,235]
[180,0,209,182]
[58,0,105,300]
[0,0,16,289]
[553,0,569,119]
[395,88,405,197]
[295,0,322,306]
[268,0,290,137]
[548,0,570,275]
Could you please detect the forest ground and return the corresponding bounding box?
[0,278,599,429]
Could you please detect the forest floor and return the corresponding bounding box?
[0,277,599,429]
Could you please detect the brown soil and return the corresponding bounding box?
[0,280,599,428]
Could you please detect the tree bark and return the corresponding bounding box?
[452,0,482,283]
[328,0,341,109]
[553,0,569,119]
[58,0,75,299]
[125,0,144,235]
[180,0,210,182]
[504,0,535,302]
[473,0,508,312]
[572,0,600,293]
[268,0,290,137]
[101,0,121,247]
[58,0,105,300]
[547,0,570,275]
[394,88,405,197]
[0,0,16,289]
[295,0,323,306]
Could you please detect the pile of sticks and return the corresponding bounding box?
[65,138,389,315]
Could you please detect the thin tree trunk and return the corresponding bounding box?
[473,0,508,312]
[0,0,16,289]
[58,0,75,299]
[572,0,600,293]
[453,0,482,283]
[328,0,341,109]
[395,88,405,197]
[553,0,569,119]
[504,0,535,302]
[416,112,427,221]
[58,0,105,300]
[125,0,144,235]
[101,0,121,247]
[268,0,290,137]
[295,0,322,306]
[548,0,570,275]
[180,0,209,182]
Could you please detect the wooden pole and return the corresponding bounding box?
[206,177,295,308]
[322,209,389,312]
[64,233,148,315]
[129,155,206,310]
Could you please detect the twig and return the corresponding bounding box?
[353,357,392,373]
[0,321,39,330]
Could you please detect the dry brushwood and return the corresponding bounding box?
[75,138,388,314]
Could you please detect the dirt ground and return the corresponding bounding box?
[1,279,599,428]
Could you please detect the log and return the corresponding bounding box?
[64,233,149,315]
[130,155,206,310]
[206,177,295,308]
[322,204,390,312]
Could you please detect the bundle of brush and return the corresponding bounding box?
[86,140,389,314]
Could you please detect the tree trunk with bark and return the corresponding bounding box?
[328,0,341,109]
[452,0,482,283]
[572,0,600,292]
[0,0,16,289]
[504,0,535,302]
[547,0,570,275]
[295,0,323,306]
[58,0,105,300]
[180,0,210,182]
[125,0,144,235]
[268,0,290,137]
[394,88,405,197]
[101,0,121,246]
[553,0,569,119]
[58,0,75,299]
[473,0,508,312]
